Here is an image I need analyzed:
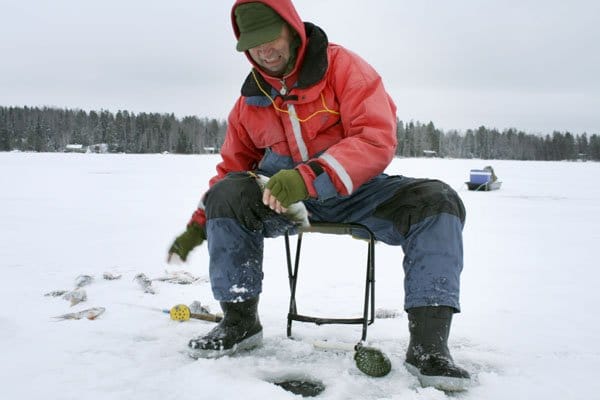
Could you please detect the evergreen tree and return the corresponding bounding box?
[589,134,600,161]
[175,128,191,153]
[0,108,10,150]
[576,133,589,158]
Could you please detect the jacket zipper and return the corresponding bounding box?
[279,79,288,96]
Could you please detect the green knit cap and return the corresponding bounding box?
[235,2,284,52]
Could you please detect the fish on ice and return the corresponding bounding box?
[53,307,106,320]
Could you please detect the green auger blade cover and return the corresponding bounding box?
[354,345,392,377]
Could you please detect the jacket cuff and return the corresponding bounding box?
[296,163,318,198]
[188,208,206,228]
[297,161,338,201]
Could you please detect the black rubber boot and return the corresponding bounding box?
[405,306,471,391]
[188,297,263,358]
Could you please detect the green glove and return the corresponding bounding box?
[167,223,206,262]
[265,169,309,208]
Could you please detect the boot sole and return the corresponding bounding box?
[404,362,470,392]
[188,331,263,359]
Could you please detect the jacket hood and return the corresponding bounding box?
[231,0,307,83]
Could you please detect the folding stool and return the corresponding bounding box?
[284,222,376,341]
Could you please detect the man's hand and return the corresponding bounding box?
[167,222,206,263]
[263,169,308,213]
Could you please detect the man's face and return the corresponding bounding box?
[248,24,293,77]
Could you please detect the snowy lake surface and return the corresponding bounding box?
[1,152,599,399]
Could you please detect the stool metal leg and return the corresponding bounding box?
[361,234,376,341]
[285,223,376,342]
[286,231,303,337]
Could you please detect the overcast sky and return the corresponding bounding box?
[1,0,599,135]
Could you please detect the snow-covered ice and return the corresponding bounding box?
[1,152,599,399]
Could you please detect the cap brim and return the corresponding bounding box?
[236,22,283,52]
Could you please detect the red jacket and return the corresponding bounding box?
[191,0,397,227]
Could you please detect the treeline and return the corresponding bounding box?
[397,121,599,161]
[0,106,226,154]
[1,106,599,160]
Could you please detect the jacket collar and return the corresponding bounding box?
[241,22,329,97]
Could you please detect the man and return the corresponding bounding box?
[168,0,470,391]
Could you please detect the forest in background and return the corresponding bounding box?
[1,105,599,161]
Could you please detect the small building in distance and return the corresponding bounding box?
[64,144,86,153]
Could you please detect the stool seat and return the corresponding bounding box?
[284,222,376,342]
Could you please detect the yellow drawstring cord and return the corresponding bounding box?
[251,70,340,123]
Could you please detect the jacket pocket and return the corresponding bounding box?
[250,128,286,149]
[295,87,341,140]
[245,113,287,149]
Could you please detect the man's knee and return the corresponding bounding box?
[374,179,466,236]
[204,172,272,231]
